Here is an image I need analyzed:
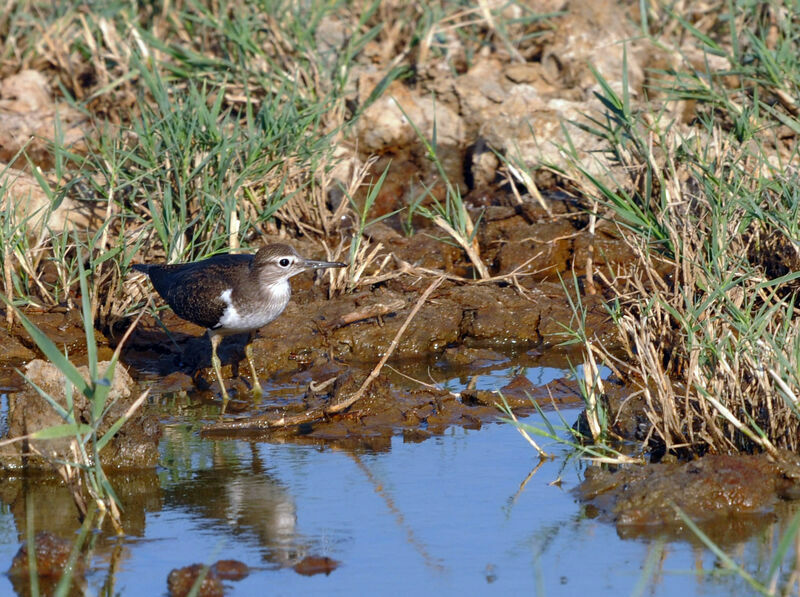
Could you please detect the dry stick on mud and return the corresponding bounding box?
[395,253,543,286]
[203,276,445,433]
[584,202,597,295]
[327,298,406,330]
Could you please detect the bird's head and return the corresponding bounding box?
[252,243,346,286]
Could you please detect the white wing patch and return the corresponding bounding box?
[217,289,241,329]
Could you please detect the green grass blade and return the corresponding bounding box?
[76,245,97,383]
[1,297,89,398]
[29,423,95,440]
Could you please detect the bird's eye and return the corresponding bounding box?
[278,258,291,267]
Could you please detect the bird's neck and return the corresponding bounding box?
[235,274,291,314]
[263,278,291,310]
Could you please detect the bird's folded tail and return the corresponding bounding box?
[131,264,151,274]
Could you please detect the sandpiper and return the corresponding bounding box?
[133,243,346,404]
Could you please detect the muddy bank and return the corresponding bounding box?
[124,276,609,380]
[200,353,587,445]
[0,200,625,461]
[120,193,623,382]
[578,452,800,544]
[0,195,630,457]
[0,360,160,471]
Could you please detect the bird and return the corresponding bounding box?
[133,243,346,405]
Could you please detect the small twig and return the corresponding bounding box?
[308,377,337,393]
[395,254,542,285]
[203,277,444,433]
[774,87,799,117]
[327,298,406,330]
[384,364,459,398]
[329,277,443,414]
[585,201,597,295]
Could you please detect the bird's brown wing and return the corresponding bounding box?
[145,254,253,329]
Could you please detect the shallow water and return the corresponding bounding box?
[0,363,792,595]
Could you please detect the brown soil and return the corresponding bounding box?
[0,188,622,465]
[124,218,617,444]
[0,204,623,464]
[0,0,645,454]
[578,452,800,544]
[8,531,85,596]
[0,360,160,471]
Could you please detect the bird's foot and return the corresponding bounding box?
[244,342,263,399]
[210,354,231,412]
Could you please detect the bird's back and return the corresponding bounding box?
[134,254,253,329]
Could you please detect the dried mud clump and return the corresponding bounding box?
[0,360,160,471]
[578,452,800,542]
[167,560,250,597]
[8,531,85,596]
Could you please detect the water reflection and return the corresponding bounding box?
[0,470,160,542]
[0,470,159,597]
[161,437,308,569]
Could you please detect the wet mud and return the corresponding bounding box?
[0,0,643,457]
[8,531,84,596]
[578,452,800,543]
[0,360,160,471]
[1,198,794,544]
[0,194,619,467]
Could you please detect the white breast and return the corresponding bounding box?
[216,282,291,333]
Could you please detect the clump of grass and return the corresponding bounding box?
[554,2,800,458]
[360,1,557,72]
[1,250,147,533]
[399,101,489,279]
[0,0,374,320]
[0,0,554,317]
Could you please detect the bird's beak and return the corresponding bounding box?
[303,258,348,270]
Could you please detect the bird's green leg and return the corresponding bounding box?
[245,333,263,398]
[210,333,231,410]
